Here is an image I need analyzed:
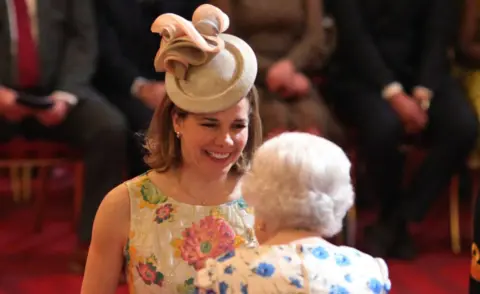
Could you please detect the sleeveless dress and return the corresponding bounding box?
[123,173,257,294]
[196,238,391,293]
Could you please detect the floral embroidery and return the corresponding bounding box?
[312,246,329,259]
[335,253,351,267]
[171,216,238,269]
[253,262,275,277]
[176,277,196,294]
[289,277,302,288]
[218,251,235,262]
[235,198,254,214]
[124,236,132,266]
[329,285,350,293]
[367,278,384,294]
[209,207,248,247]
[224,265,235,274]
[134,175,167,209]
[236,198,248,209]
[124,231,136,293]
[196,244,391,294]
[124,175,256,293]
[136,255,164,287]
[210,207,224,218]
[234,234,246,247]
[154,203,175,224]
[245,228,256,243]
[219,282,229,293]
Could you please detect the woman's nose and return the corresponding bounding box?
[215,131,234,146]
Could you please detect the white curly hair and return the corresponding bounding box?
[241,132,354,237]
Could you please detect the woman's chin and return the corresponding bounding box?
[199,163,234,179]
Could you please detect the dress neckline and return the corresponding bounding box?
[140,171,246,208]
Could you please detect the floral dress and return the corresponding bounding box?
[195,238,391,293]
[124,173,257,294]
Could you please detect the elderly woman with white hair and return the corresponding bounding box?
[195,132,391,293]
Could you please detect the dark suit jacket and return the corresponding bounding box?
[327,0,460,93]
[0,0,97,99]
[93,0,207,96]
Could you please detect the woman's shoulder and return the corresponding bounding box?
[302,242,388,271]
[195,243,392,293]
[334,244,387,268]
[302,243,391,292]
[103,181,131,210]
[97,174,151,223]
[124,172,152,189]
[89,182,132,251]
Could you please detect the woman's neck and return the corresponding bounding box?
[170,167,240,205]
[262,230,324,246]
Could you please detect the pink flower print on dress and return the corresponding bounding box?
[154,203,175,224]
[179,216,236,270]
[136,260,164,287]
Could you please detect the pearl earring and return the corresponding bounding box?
[176,131,181,138]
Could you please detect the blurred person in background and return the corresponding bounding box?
[81,5,262,293]
[456,0,480,291]
[93,0,207,177]
[211,0,342,141]
[457,0,480,168]
[195,133,391,294]
[0,0,127,273]
[327,0,477,259]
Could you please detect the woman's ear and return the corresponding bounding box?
[171,111,183,134]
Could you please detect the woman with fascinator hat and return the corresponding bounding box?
[81,4,262,294]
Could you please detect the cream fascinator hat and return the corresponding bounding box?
[151,4,258,113]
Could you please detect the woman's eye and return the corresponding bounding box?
[233,124,247,129]
[201,124,217,128]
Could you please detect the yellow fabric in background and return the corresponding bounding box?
[456,67,480,168]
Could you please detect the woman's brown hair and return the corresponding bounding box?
[143,87,262,173]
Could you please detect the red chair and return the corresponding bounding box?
[0,137,84,232]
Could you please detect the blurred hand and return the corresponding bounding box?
[412,87,432,111]
[137,81,166,109]
[291,72,311,97]
[389,92,428,134]
[0,86,32,122]
[266,60,295,93]
[36,99,69,127]
[278,73,311,99]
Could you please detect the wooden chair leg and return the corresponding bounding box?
[449,175,461,254]
[471,170,480,241]
[9,165,22,203]
[73,162,84,231]
[21,165,33,202]
[34,166,49,233]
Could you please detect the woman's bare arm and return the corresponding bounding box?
[81,184,130,294]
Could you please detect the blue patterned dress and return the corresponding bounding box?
[195,238,391,293]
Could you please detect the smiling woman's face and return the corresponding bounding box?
[172,98,250,177]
